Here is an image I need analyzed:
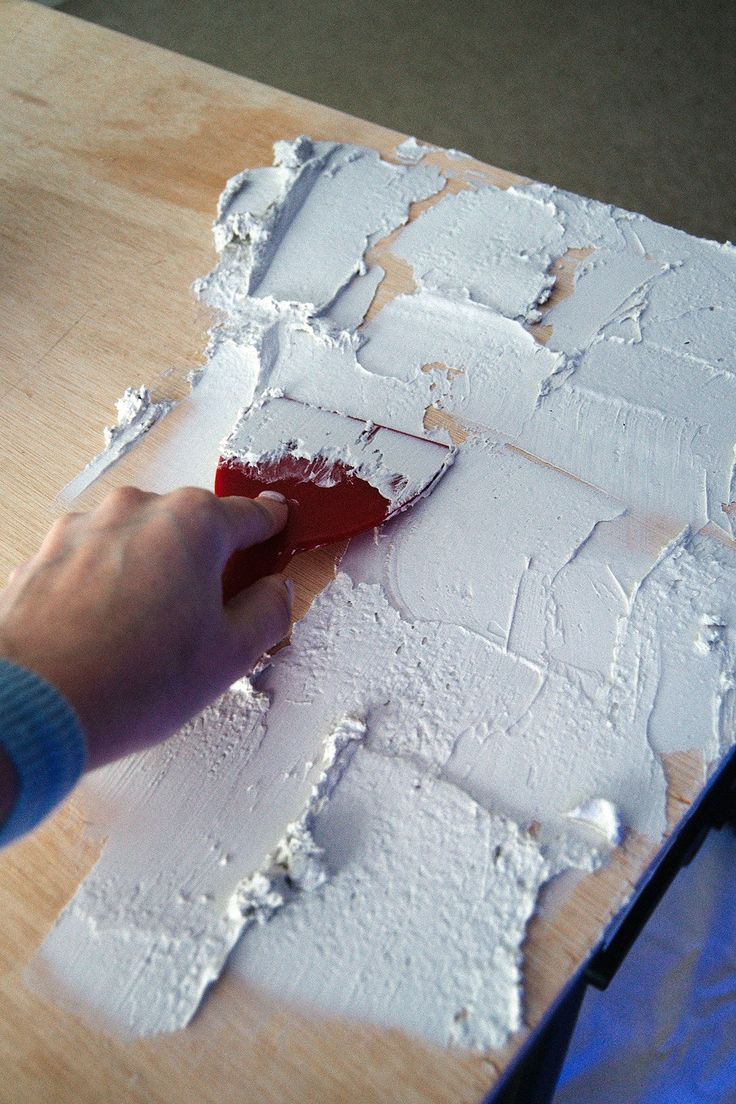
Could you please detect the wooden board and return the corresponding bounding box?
[0,3,714,1101]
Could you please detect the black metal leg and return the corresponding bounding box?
[482,974,588,1104]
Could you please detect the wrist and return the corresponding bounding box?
[0,659,87,846]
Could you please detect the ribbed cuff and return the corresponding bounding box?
[0,660,87,848]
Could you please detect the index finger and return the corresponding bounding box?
[217,491,288,556]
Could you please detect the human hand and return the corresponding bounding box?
[0,486,292,770]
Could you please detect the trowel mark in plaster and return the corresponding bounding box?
[515,191,736,532]
[350,179,732,529]
[198,147,735,545]
[197,136,444,316]
[228,714,367,924]
[349,182,734,535]
[541,249,665,351]
[340,438,624,649]
[339,463,733,855]
[231,745,549,1052]
[520,336,736,532]
[258,572,543,776]
[33,572,544,1040]
[32,694,366,1038]
[359,145,525,328]
[383,178,631,332]
[609,528,736,766]
[60,139,445,499]
[528,247,594,346]
[338,445,670,846]
[320,264,386,333]
[251,285,566,447]
[630,220,736,374]
[390,186,562,323]
[254,319,439,439]
[494,528,736,842]
[32,682,271,1037]
[538,189,736,369]
[356,290,563,439]
[42,542,654,1043]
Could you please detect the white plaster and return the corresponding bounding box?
[31,694,366,1037]
[197,136,443,314]
[41,137,736,1053]
[320,264,385,332]
[357,290,563,436]
[231,746,548,1051]
[394,136,435,164]
[341,438,624,648]
[256,317,438,437]
[519,338,736,531]
[59,387,175,504]
[610,529,736,763]
[221,395,455,512]
[566,798,623,848]
[32,682,272,1036]
[390,185,563,321]
[632,221,736,373]
[544,250,664,351]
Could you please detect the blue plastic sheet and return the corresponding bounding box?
[555,826,736,1103]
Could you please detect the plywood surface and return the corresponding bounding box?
[0,3,714,1101]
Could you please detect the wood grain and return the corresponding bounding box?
[0,3,722,1101]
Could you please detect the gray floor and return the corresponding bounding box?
[57,0,735,244]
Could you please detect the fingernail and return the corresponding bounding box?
[258,490,287,504]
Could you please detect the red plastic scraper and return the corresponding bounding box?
[215,395,455,600]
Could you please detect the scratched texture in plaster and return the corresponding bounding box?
[231,746,548,1051]
[38,138,736,1050]
[357,290,562,436]
[515,187,736,534]
[610,529,736,764]
[632,221,736,372]
[519,337,736,531]
[339,446,668,845]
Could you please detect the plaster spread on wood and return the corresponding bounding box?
[35,137,736,1051]
[60,386,176,503]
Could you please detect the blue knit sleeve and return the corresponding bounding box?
[0,659,87,848]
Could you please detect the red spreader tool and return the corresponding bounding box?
[215,396,455,601]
